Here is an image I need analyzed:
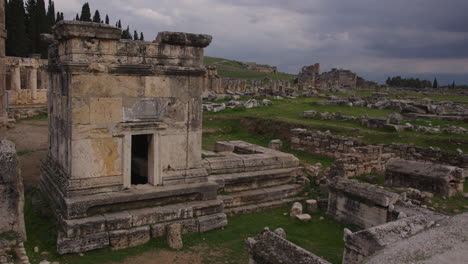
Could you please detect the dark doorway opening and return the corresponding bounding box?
[131,134,151,185]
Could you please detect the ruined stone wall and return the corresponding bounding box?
[290,128,365,159]
[382,144,468,168]
[0,140,26,243]
[4,56,48,106]
[203,66,222,93]
[218,78,294,95]
[297,63,319,89]
[329,146,383,178]
[317,68,357,90]
[327,178,400,229]
[244,62,277,73]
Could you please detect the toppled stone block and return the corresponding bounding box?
[268,139,283,151]
[57,232,109,255]
[155,31,212,47]
[296,214,311,222]
[385,159,465,197]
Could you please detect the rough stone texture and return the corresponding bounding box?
[365,213,468,264]
[290,202,303,217]
[37,21,229,254]
[0,0,6,127]
[296,214,311,222]
[342,214,444,264]
[305,200,318,213]
[0,140,26,242]
[327,178,400,229]
[385,158,465,197]
[4,56,48,107]
[166,224,183,249]
[268,139,283,151]
[205,141,304,215]
[245,227,331,264]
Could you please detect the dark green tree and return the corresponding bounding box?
[6,0,29,57]
[117,20,122,28]
[79,2,91,21]
[92,10,101,23]
[121,26,131,39]
[105,14,109,24]
[25,0,38,54]
[452,81,456,89]
[140,32,144,41]
[75,13,79,20]
[432,78,438,88]
[133,30,138,40]
[46,0,55,28]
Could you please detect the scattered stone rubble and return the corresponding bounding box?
[202,98,272,112]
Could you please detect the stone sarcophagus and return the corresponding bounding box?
[40,21,226,254]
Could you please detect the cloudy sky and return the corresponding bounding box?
[55,0,468,84]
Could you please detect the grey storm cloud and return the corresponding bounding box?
[55,0,468,83]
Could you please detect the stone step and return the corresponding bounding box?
[225,196,308,216]
[208,167,298,193]
[221,184,303,208]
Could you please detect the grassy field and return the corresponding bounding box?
[24,190,349,264]
[204,97,468,152]
[204,56,296,80]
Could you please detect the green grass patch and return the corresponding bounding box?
[18,113,48,121]
[24,188,348,264]
[203,97,468,153]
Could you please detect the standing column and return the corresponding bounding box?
[28,67,37,101]
[11,65,21,92]
[40,68,47,90]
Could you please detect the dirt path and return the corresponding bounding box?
[6,119,48,186]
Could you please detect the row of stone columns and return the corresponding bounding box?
[9,65,44,100]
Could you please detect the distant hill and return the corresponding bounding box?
[204,56,296,80]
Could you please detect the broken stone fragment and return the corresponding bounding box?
[296,214,311,222]
[155,31,212,47]
[166,224,183,249]
[306,199,318,213]
[290,202,303,217]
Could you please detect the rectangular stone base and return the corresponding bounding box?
[57,199,227,254]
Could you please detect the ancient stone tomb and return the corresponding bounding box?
[40,21,227,254]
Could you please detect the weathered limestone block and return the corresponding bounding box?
[166,224,183,249]
[245,227,331,264]
[268,139,283,151]
[0,140,26,242]
[57,232,109,255]
[296,214,311,222]
[197,213,228,232]
[290,202,303,217]
[385,158,465,197]
[109,226,150,250]
[306,199,318,213]
[327,178,400,229]
[342,214,444,264]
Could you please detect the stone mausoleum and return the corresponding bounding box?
[40,21,227,254]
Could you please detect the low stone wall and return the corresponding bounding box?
[327,178,400,229]
[290,128,364,159]
[245,227,331,264]
[385,159,465,197]
[0,140,26,244]
[342,214,442,264]
[383,144,468,168]
[329,146,383,178]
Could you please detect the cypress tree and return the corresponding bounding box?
[432,78,438,88]
[452,81,456,89]
[35,0,49,57]
[92,10,101,23]
[133,30,138,40]
[140,32,144,41]
[80,2,91,21]
[6,0,29,57]
[117,20,122,29]
[25,0,38,54]
[105,14,109,24]
[46,0,55,29]
[75,13,79,20]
